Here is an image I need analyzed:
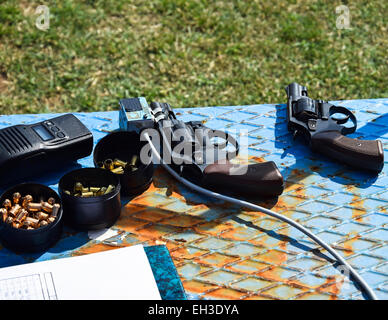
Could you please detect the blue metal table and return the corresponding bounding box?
[0,99,387,300]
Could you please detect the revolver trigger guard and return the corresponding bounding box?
[329,105,357,134]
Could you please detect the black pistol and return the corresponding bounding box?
[148,102,284,197]
[285,82,384,172]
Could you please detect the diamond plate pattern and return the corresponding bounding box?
[0,99,387,300]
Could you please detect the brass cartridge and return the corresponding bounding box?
[104,159,114,170]
[0,208,8,222]
[15,209,28,224]
[41,202,53,213]
[3,199,12,210]
[12,192,21,205]
[104,185,115,195]
[47,197,56,205]
[74,182,83,192]
[5,216,13,225]
[22,195,33,208]
[36,211,49,220]
[25,217,39,228]
[113,158,128,167]
[9,204,22,217]
[81,191,94,197]
[130,155,138,167]
[27,202,42,212]
[47,216,56,223]
[39,220,48,227]
[51,204,60,218]
[111,167,124,174]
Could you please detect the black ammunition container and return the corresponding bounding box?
[0,183,63,253]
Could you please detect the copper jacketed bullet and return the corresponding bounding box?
[27,202,42,212]
[51,204,60,218]
[41,202,53,213]
[3,199,12,210]
[9,204,22,217]
[22,195,33,208]
[15,209,28,224]
[25,217,39,228]
[113,158,128,167]
[47,216,56,223]
[5,216,13,225]
[39,220,48,227]
[12,192,21,205]
[36,211,49,220]
[0,208,8,222]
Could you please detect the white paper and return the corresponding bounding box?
[0,245,161,300]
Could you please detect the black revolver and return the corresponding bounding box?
[285,83,384,172]
[147,102,284,197]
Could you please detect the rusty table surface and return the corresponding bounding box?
[0,99,387,300]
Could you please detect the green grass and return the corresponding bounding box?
[0,0,387,114]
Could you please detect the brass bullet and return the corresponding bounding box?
[74,182,83,192]
[5,216,13,225]
[104,185,115,195]
[3,199,12,210]
[25,217,39,228]
[47,197,56,205]
[111,167,124,174]
[12,222,21,229]
[64,190,71,195]
[104,159,114,170]
[39,220,48,227]
[12,192,21,205]
[9,204,22,217]
[81,191,94,197]
[113,158,127,167]
[36,211,49,220]
[51,204,60,218]
[41,202,53,213]
[0,208,7,222]
[22,195,33,208]
[47,216,56,223]
[27,202,42,212]
[15,209,28,224]
[90,187,100,193]
[130,155,138,167]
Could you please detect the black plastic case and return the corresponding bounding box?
[93,131,154,197]
[58,168,121,231]
[0,183,63,253]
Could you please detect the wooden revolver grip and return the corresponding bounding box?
[202,161,284,197]
[311,131,384,172]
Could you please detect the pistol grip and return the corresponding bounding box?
[202,161,284,197]
[311,131,384,172]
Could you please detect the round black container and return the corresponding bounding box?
[58,168,121,231]
[93,131,154,197]
[0,183,63,253]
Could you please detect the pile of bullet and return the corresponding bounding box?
[98,156,139,175]
[63,182,116,197]
[0,192,60,230]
